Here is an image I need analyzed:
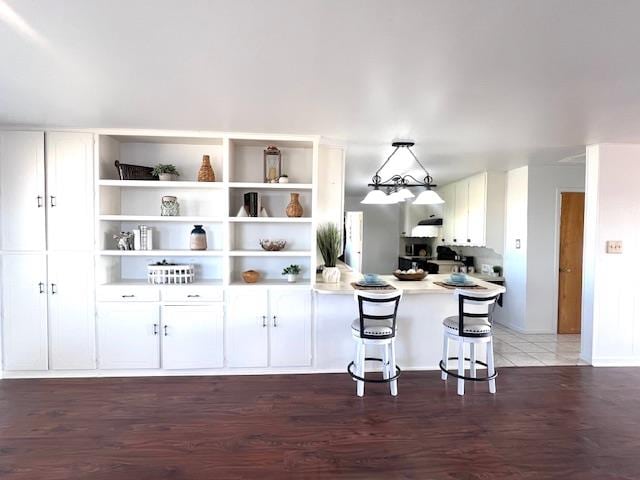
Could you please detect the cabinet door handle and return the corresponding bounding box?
[262,315,267,327]
[187,294,200,298]
[153,323,158,335]
[50,195,56,207]
[273,315,278,327]
[50,283,57,294]
[38,282,45,294]
[37,195,43,208]
[453,238,457,242]
[164,325,168,336]
[467,238,471,243]
[121,294,135,298]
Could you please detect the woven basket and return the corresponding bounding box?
[115,160,156,181]
[147,264,195,284]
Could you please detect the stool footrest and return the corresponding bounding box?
[439,357,498,382]
[347,357,401,384]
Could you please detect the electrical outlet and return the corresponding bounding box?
[606,240,623,254]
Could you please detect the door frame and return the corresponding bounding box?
[552,187,585,334]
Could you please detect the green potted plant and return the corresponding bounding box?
[152,164,180,181]
[317,222,342,283]
[282,264,301,283]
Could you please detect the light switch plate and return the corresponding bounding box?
[606,240,623,254]
[515,239,521,249]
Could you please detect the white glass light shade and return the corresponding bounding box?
[361,189,394,204]
[397,187,415,200]
[413,189,445,205]
[388,190,405,203]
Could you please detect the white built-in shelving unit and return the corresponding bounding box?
[96,131,319,287]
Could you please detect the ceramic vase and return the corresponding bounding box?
[198,155,216,182]
[190,225,207,250]
[322,266,341,283]
[286,192,303,217]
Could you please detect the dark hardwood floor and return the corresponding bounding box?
[1,367,639,479]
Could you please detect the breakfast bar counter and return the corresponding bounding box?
[313,272,505,372]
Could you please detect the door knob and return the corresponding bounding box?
[559,267,572,273]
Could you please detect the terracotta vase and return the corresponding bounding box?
[197,155,216,182]
[286,192,303,218]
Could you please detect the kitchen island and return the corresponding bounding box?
[313,271,505,372]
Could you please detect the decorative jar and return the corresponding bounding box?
[161,196,179,216]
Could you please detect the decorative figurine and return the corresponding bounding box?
[113,231,134,250]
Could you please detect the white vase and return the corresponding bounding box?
[322,266,341,283]
[287,274,297,283]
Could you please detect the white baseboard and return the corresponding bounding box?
[591,357,640,367]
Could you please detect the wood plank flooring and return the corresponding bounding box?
[1,367,640,479]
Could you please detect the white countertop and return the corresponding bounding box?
[313,272,505,295]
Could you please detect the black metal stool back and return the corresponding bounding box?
[354,290,402,340]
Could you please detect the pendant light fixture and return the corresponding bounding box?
[360,141,444,205]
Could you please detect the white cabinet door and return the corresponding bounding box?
[226,288,268,367]
[45,132,94,252]
[440,184,456,245]
[97,303,160,369]
[1,254,48,370]
[0,131,46,251]
[269,288,312,367]
[48,253,95,370]
[161,304,224,369]
[454,180,469,245]
[467,173,487,246]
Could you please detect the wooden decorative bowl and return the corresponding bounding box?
[393,272,427,281]
[242,270,260,283]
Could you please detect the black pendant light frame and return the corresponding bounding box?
[367,141,437,192]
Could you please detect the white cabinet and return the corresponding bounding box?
[226,287,311,368]
[226,288,269,367]
[0,131,46,251]
[47,253,95,369]
[439,172,505,253]
[1,254,48,370]
[45,132,94,251]
[97,303,160,369]
[269,289,312,367]
[161,304,224,369]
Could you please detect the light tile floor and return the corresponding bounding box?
[491,324,586,367]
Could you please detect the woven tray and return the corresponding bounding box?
[433,281,487,290]
[351,282,396,291]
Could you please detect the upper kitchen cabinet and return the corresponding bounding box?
[439,172,505,254]
[0,131,46,251]
[46,132,95,251]
[0,131,94,252]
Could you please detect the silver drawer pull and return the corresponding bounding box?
[121,294,135,298]
[37,196,43,208]
[50,195,56,207]
[187,294,200,298]
[153,323,158,335]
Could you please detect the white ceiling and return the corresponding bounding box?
[2,0,639,192]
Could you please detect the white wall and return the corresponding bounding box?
[525,164,586,333]
[345,196,400,274]
[495,166,528,330]
[583,144,640,366]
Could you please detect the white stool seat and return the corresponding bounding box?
[443,315,491,335]
[351,319,394,336]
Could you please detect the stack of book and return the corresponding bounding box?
[133,225,153,250]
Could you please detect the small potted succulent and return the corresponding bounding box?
[152,164,180,181]
[282,264,301,283]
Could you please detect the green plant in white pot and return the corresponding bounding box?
[282,264,301,283]
[152,164,180,181]
[317,222,342,283]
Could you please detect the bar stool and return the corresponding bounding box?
[439,287,505,396]
[347,290,403,397]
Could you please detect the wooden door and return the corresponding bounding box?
[0,131,46,251]
[45,132,94,252]
[48,253,96,370]
[558,192,585,334]
[1,254,49,370]
[226,288,268,367]
[97,303,160,369]
[161,304,224,369]
[269,288,312,367]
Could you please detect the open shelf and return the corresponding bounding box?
[98,250,225,256]
[99,180,226,189]
[229,250,312,257]
[99,279,224,287]
[228,217,312,223]
[229,279,311,287]
[99,215,225,223]
[229,182,312,190]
